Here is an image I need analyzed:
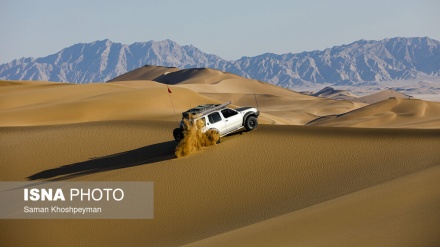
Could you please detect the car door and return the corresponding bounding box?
[221,108,242,132]
[206,112,227,135]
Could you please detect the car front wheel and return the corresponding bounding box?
[244,116,258,131]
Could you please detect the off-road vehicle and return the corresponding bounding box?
[173,101,259,142]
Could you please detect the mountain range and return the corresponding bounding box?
[1,37,439,87]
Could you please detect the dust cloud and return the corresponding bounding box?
[175,115,220,157]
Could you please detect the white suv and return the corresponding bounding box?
[173,101,259,142]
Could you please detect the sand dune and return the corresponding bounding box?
[0,80,284,126]
[2,121,440,246]
[153,68,241,85]
[111,66,364,125]
[107,65,179,82]
[354,88,412,104]
[0,66,364,126]
[308,97,440,128]
[312,86,358,101]
[178,78,365,125]
[0,80,219,126]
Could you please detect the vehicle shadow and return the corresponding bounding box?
[27,141,177,181]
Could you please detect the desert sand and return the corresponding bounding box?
[2,121,440,246]
[1,66,440,246]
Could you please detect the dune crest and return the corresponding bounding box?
[153,68,241,85]
[353,88,412,104]
[312,86,358,101]
[308,97,440,128]
[107,65,179,82]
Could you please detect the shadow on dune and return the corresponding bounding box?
[28,141,177,181]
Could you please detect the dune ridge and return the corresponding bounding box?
[308,97,440,128]
[153,68,241,85]
[107,65,179,82]
[353,88,412,104]
[312,86,358,101]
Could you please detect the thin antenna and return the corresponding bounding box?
[167,86,178,122]
[253,92,259,108]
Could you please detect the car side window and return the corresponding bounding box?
[208,112,222,124]
[221,108,238,118]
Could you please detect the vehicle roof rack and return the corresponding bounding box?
[182,101,231,118]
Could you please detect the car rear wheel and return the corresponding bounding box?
[244,116,258,131]
[173,128,184,142]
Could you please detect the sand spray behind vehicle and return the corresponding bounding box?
[175,115,220,157]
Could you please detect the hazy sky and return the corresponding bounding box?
[1,0,439,64]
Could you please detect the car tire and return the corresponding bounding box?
[244,116,258,131]
[173,128,184,142]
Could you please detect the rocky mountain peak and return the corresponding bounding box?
[1,37,439,87]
